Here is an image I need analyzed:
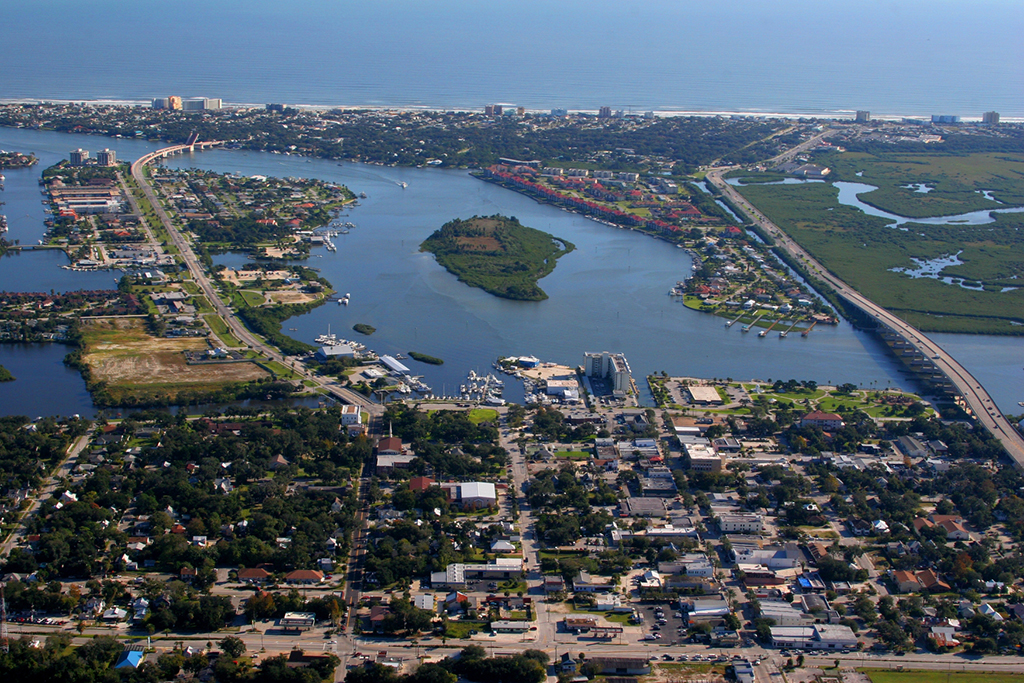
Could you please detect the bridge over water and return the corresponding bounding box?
[707,167,1024,470]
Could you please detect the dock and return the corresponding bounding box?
[801,321,817,337]
[779,318,802,338]
[725,311,744,328]
[742,312,764,333]
[758,317,781,338]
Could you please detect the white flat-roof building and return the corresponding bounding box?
[719,513,764,534]
[458,482,497,509]
[379,355,410,375]
[340,404,362,425]
[770,624,857,650]
[317,344,356,360]
[688,386,723,404]
[281,612,317,631]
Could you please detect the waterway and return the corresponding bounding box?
[1,127,1022,416]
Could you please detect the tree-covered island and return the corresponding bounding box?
[420,214,575,301]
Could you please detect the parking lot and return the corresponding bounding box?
[636,601,687,643]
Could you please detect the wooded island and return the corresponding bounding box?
[420,215,575,301]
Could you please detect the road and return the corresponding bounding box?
[129,146,380,415]
[1,434,90,557]
[705,158,1024,470]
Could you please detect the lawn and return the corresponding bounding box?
[203,314,242,347]
[258,360,302,379]
[467,408,499,424]
[861,670,1024,683]
[444,621,487,639]
[239,290,266,307]
[556,450,591,460]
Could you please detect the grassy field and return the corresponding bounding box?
[467,408,499,424]
[734,179,1024,334]
[861,670,1024,683]
[80,318,269,402]
[258,360,302,379]
[203,314,242,347]
[239,290,266,307]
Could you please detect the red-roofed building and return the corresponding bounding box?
[285,569,324,584]
[238,567,271,584]
[409,476,435,493]
[376,437,403,455]
[800,411,845,430]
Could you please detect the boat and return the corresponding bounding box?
[315,327,338,345]
[398,181,407,188]
[359,192,367,198]
[339,297,349,305]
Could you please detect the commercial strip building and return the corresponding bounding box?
[429,558,524,587]
[770,624,858,650]
[280,612,317,631]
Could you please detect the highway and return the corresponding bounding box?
[705,153,1024,469]
[129,145,380,415]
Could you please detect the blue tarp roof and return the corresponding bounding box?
[114,651,144,669]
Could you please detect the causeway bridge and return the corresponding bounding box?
[707,167,1024,470]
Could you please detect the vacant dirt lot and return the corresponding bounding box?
[266,290,318,304]
[81,319,268,394]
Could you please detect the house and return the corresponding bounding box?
[558,653,579,674]
[413,594,435,612]
[269,454,290,470]
[284,569,324,584]
[915,569,951,593]
[893,570,921,593]
[490,539,516,553]
[114,650,145,669]
[800,411,845,430]
[937,519,971,541]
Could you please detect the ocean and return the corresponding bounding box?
[1,0,1021,119]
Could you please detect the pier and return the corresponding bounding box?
[801,321,817,337]
[742,312,764,332]
[758,317,781,338]
[779,318,802,338]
